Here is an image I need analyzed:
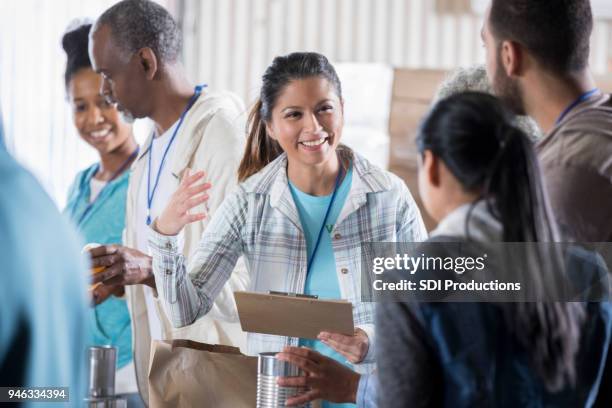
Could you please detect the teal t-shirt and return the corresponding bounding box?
[289,165,356,408]
[64,163,133,370]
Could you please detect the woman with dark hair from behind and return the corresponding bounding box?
[376,92,612,407]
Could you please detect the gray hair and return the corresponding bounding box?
[93,0,182,64]
[434,65,542,141]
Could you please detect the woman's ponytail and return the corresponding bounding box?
[486,122,585,392]
[238,100,282,182]
[485,123,548,242]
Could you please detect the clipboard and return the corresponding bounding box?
[234,291,354,339]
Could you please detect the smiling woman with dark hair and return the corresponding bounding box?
[61,21,142,407]
[148,51,427,408]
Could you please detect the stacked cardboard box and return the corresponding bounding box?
[388,69,448,231]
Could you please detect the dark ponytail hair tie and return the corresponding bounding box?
[497,123,514,151]
[483,122,516,195]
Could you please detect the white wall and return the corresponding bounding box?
[1,0,610,205]
[181,0,611,105]
[178,0,611,172]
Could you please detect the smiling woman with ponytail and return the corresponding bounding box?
[148,52,427,407]
[238,52,345,182]
[376,92,612,408]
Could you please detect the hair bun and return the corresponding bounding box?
[61,20,93,87]
[62,22,92,58]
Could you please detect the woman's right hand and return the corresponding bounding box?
[154,168,212,236]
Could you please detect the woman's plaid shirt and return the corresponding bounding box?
[149,149,427,369]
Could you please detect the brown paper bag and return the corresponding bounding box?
[148,339,257,408]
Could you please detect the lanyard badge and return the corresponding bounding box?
[555,88,600,125]
[306,164,345,277]
[145,84,207,226]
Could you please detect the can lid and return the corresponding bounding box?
[89,345,117,356]
[258,352,301,376]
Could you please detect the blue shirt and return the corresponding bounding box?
[0,146,88,406]
[0,111,4,149]
[356,374,378,408]
[64,163,133,369]
[289,165,356,408]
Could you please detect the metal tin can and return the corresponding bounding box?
[88,346,117,398]
[257,352,306,408]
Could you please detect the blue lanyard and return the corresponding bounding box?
[555,88,600,125]
[306,166,344,277]
[76,146,140,226]
[146,84,206,225]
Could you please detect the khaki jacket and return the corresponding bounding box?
[123,91,250,405]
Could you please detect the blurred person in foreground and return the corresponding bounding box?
[0,110,89,406]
